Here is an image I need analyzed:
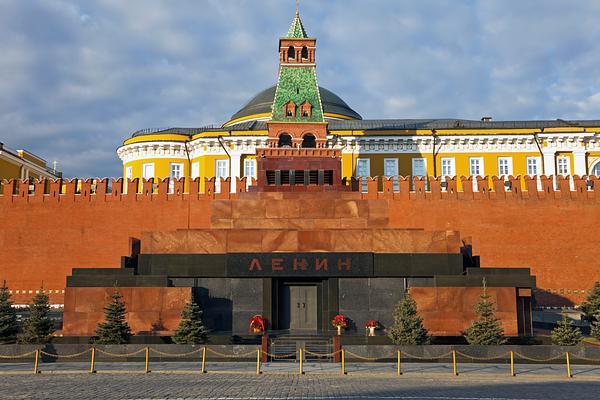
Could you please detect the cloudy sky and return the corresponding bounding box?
[1,0,600,177]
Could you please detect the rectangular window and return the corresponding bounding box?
[384,158,399,191]
[142,163,154,180]
[215,159,229,192]
[526,157,540,176]
[191,162,200,179]
[169,163,184,193]
[244,159,257,179]
[469,157,484,176]
[125,166,132,180]
[412,158,427,177]
[356,158,370,192]
[440,157,455,177]
[557,156,570,176]
[498,157,513,176]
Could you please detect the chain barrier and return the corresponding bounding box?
[455,350,510,361]
[0,351,37,359]
[344,350,395,361]
[513,351,566,363]
[205,348,257,358]
[568,353,600,362]
[262,351,297,359]
[303,349,341,358]
[39,349,92,359]
[401,351,454,360]
[95,348,147,358]
[149,348,203,358]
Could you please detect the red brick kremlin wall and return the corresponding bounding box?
[0,175,598,308]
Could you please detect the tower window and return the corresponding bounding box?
[301,133,316,148]
[284,100,296,117]
[300,101,312,118]
[288,46,295,60]
[278,133,293,148]
[301,46,308,59]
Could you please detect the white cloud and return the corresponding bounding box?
[0,0,599,177]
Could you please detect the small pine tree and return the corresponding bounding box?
[18,289,53,344]
[581,282,600,322]
[172,297,208,344]
[95,290,131,344]
[0,282,18,343]
[464,279,506,345]
[591,312,600,341]
[551,311,582,346]
[388,291,429,345]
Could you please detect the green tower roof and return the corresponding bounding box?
[286,11,308,38]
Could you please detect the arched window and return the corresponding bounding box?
[301,134,316,148]
[592,162,600,176]
[301,46,308,59]
[278,133,293,148]
[288,46,295,60]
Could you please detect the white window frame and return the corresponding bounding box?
[497,157,513,177]
[557,156,570,176]
[411,158,427,177]
[384,158,399,191]
[191,162,200,180]
[591,162,600,176]
[169,162,184,193]
[215,159,229,193]
[469,157,484,177]
[244,158,257,189]
[440,157,456,177]
[142,163,154,180]
[526,157,541,176]
[356,158,370,192]
[125,166,132,180]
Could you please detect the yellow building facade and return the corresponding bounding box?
[117,16,600,192]
[0,142,61,182]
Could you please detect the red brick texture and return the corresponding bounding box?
[0,176,598,307]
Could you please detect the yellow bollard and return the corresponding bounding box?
[201,346,207,374]
[90,347,96,374]
[299,348,304,375]
[341,349,346,375]
[33,349,40,374]
[397,350,402,376]
[144,347,150,374]
[452,350,458,376]
[256,349,261,375]
[510,351,515,377]
[566,352,572,378]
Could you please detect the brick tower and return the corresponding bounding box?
[256,9,342,191]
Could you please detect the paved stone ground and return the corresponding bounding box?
[0,362,598,399]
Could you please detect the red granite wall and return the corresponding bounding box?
[411,287,518,336]
[62,287,191,336]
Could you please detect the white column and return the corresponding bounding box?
[573,150,587,176]
[230,153,241,193]
[542,151,556,176]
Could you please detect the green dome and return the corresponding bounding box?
[229,85,362,123]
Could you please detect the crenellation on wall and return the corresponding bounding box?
[0,175,599,205]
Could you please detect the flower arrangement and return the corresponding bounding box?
[365,320,379,329]
[249,315,266,334]
[331,314,347,328]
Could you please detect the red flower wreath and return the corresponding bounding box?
[249,315,266,333]
[365,319,379,329]
[331,314,347,328]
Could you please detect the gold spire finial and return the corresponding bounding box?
[296,0,299,15]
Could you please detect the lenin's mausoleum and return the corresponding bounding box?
[1,10,599,341]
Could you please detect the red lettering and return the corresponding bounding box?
[249,258,262,271]
[315,258,328,271]
[293,258,307,271]
[271,258,284,271]
[337,257,351,271]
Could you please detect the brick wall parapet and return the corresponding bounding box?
[0,175,598,204]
